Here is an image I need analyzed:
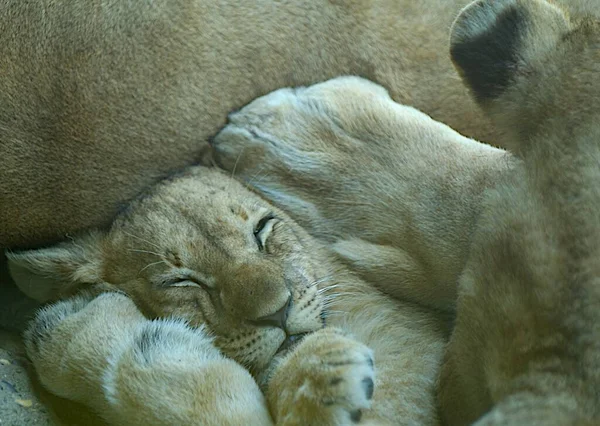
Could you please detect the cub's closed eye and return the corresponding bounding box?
[158,273,214,290]
[168,278,206,289]
[254,213,277,251]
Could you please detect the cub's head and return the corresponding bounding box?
[449,0,600,153]
[8,167,333,373]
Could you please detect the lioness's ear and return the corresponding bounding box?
[6,232,105,303]
[450,0,569,104]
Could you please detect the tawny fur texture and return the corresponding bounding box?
[3,1,596,250]
[211,1,600,424]
[3,0,505,249]
[9,167,448,426]
[212,76,517,314]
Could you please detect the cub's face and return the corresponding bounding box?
[10,168,331,374]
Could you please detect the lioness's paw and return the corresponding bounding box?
[269,328,375,426]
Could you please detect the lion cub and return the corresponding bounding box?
[212,0,600,424]
[8,167,447,426]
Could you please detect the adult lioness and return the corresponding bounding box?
[8,167,447,425]
[2,0,500,250]
[211,0,600,424]
[4,1,597,249]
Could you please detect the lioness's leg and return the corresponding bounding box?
[26,291,272,426]
[211,76,516,312]
[439,0,600,424]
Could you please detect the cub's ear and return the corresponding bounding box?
[6,232,106,303]
[450,0,570,104]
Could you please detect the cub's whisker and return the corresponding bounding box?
[245,166,269,189]
[122,231,162,251]
[229,148,244,181]
[318,285,341,295]
[322,295,342,306]
[308,275,334,289]
[138,260,167,275]
[323,310,345,317]
[128,248,163,258]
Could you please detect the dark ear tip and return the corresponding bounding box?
[449,0,526,102]
[449,0,521,50]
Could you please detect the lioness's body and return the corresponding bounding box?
[1,0,494,248]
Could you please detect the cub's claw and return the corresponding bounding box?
[268,327,376,426]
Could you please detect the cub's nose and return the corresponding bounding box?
[251,296,292,330]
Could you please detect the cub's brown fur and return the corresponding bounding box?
[441,1,600,424]
[211,0,600,424]
[9,167,447,425]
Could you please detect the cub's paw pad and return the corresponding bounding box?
[275,328,375,425]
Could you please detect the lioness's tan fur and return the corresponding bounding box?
[2,0,497,249]
[211,0,600,424]
[10,167,447,425]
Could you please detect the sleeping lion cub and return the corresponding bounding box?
[211,0,600,424]
[8,167,447,425]
[9,0,600,424]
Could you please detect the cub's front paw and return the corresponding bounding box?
[211,76,392,236]
[268,328,375,426]
[212,76,388,178]
[24,290,101,356]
